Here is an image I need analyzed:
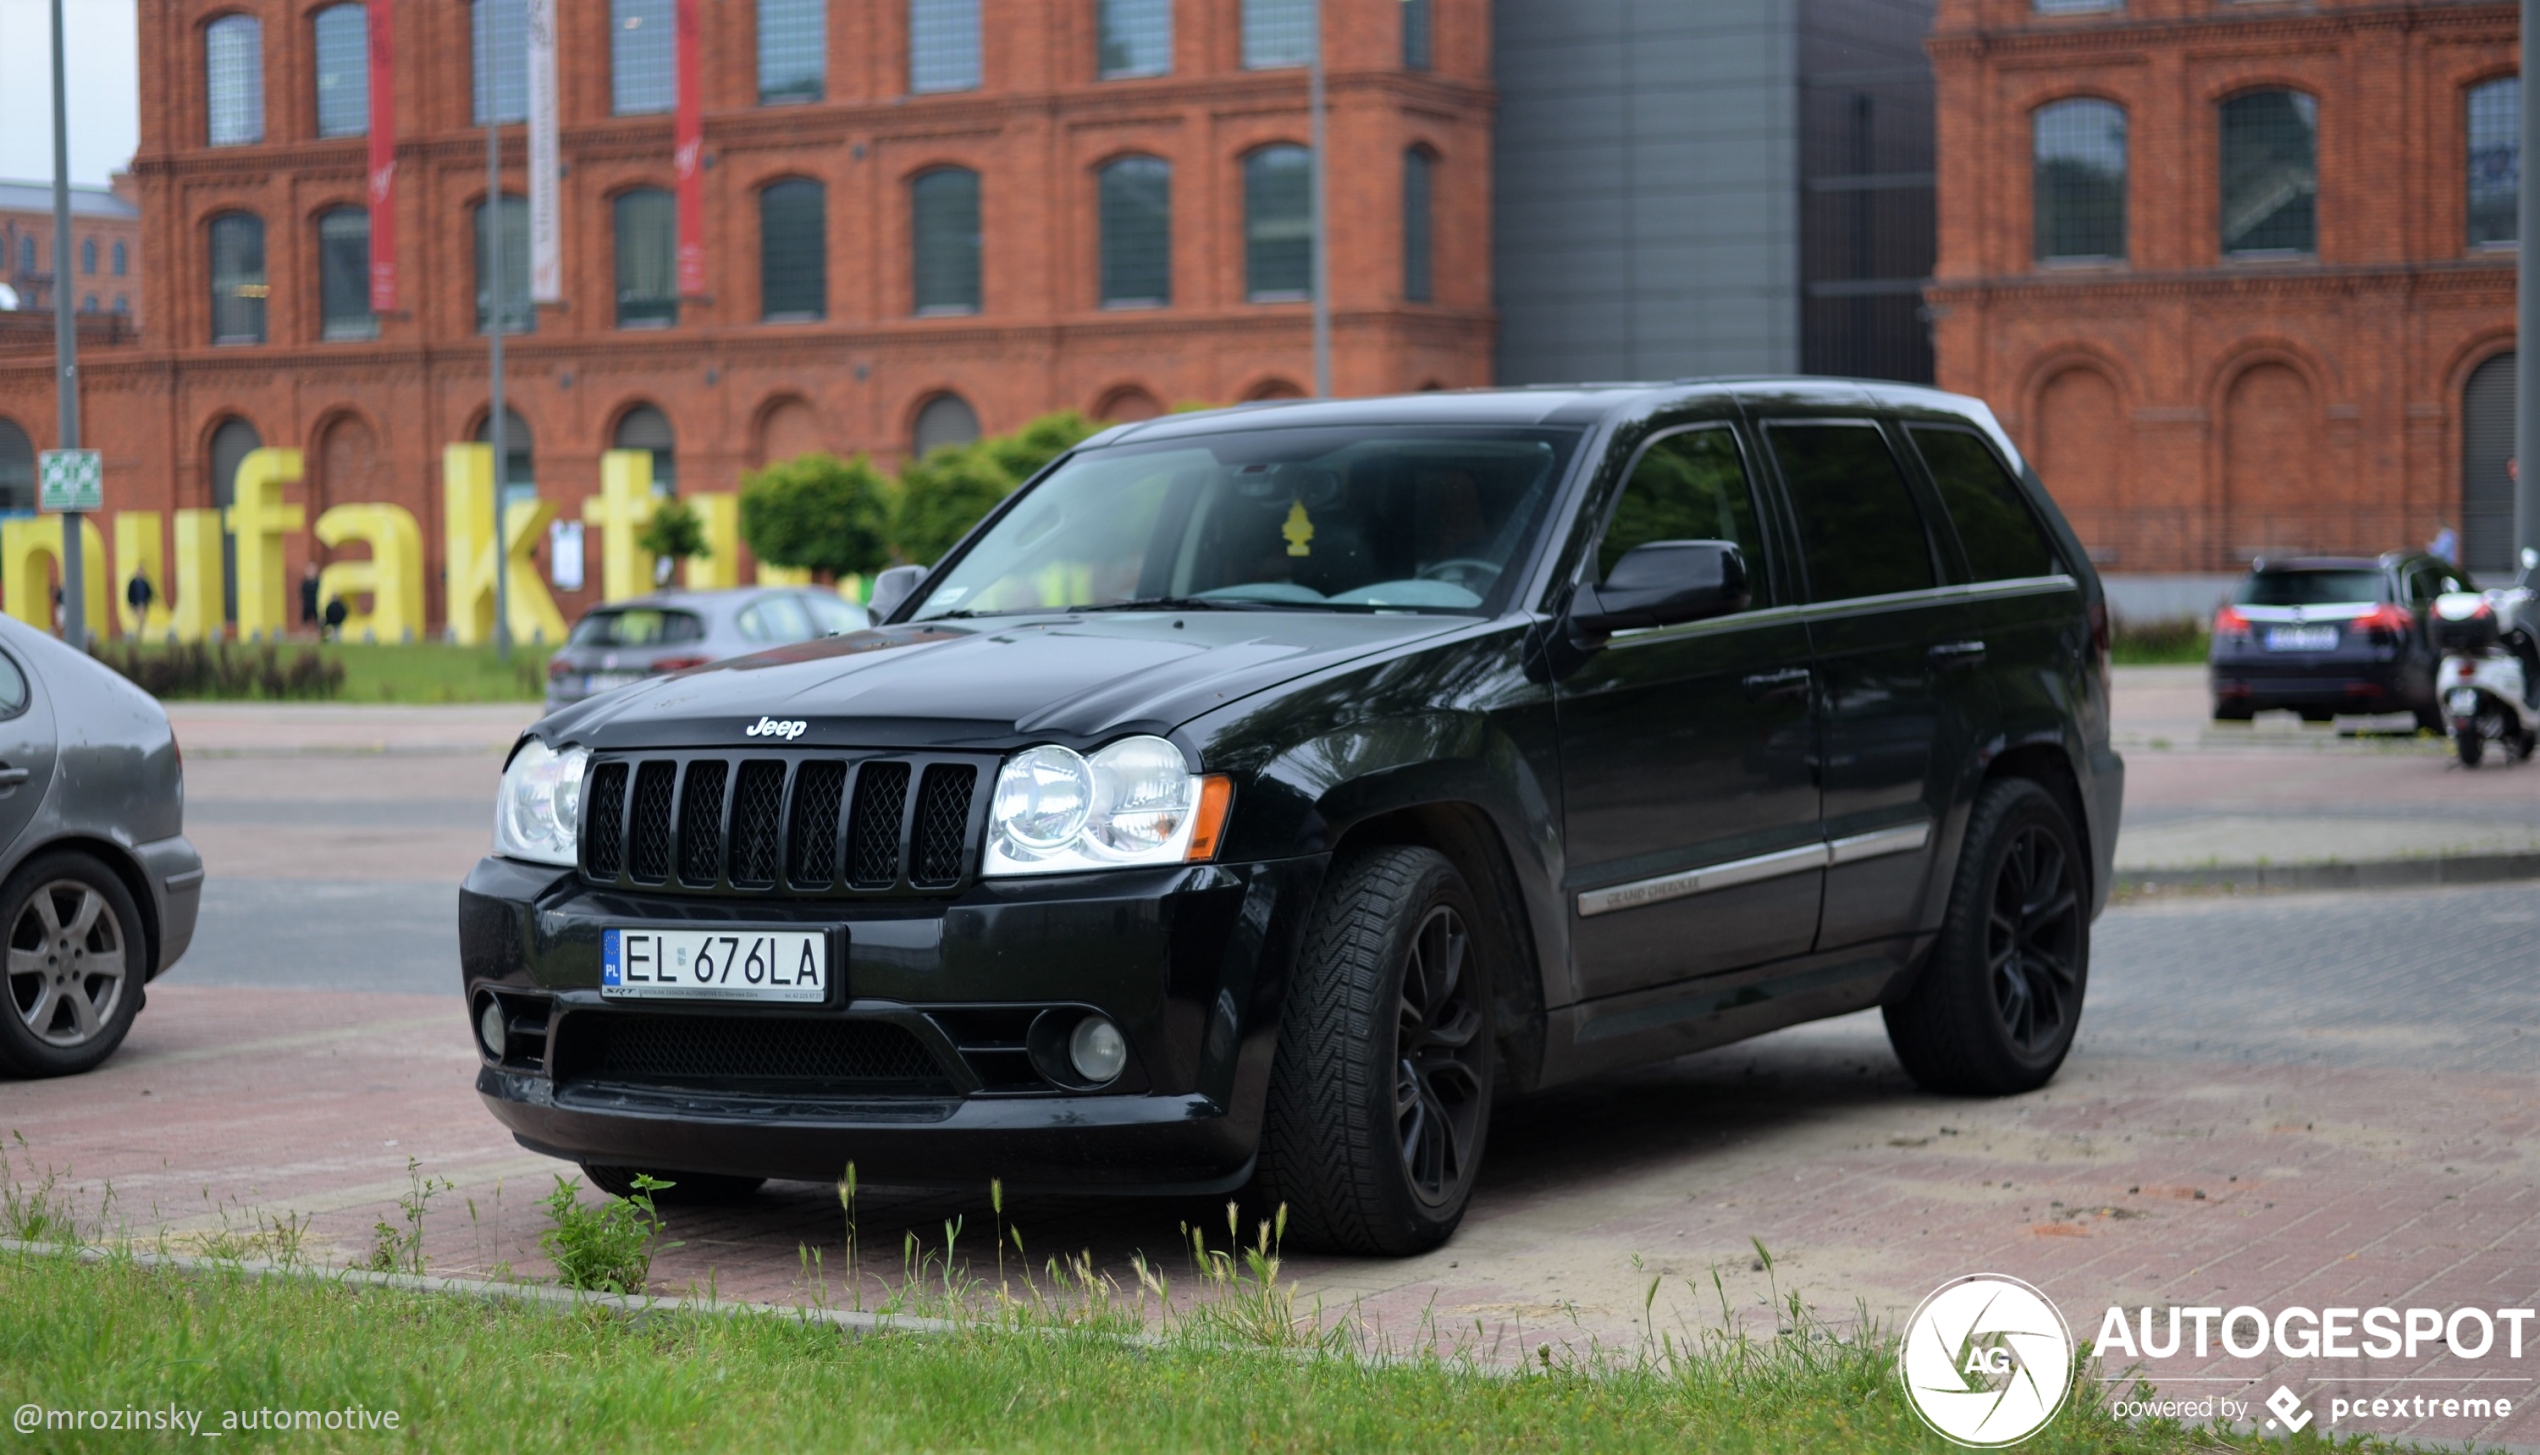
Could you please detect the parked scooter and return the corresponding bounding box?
[2432,546,2540,767]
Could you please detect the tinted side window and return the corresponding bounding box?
[1909,426,2060,582]
[1598,427,1771,603]
[1765,423,1935,602]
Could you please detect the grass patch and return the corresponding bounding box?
[93,640,549,704]
[2112,618,2211,666]
[0,1245,2422,1454]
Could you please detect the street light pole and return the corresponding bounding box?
[2520,0,2540,566]
[48,0,84,649]
[485,4,511,662]
[1308,0,1331,399]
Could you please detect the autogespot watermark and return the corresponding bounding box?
[1902,1276,2535,1447]
[14,1402,403,1436]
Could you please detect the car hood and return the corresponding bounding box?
[538,611,1468,753]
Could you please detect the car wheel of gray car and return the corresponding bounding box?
[1883,778,2087,1098]
[1255,846,1494,1256]
[0,853,146,1078]
[580,1163,765,1206]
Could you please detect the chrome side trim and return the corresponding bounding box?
[1827,820,1932,866]
[1576,817,1935,918]
[1576,843,1827,918]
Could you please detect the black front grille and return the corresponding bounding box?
[584,762,628,879]
[561,1012,950,1089]
[580,751,984,898]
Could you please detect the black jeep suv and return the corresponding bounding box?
[463,381,2123,1255]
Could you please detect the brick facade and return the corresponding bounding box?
[0,0,1494,632]
[0,177,145,334]
[1928,0,2516,575]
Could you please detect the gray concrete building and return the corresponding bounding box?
[1492,0,1936,386]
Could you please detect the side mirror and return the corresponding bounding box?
[2524,547,2539,570]
[867,564,929,623]
[1569,540,1750,636]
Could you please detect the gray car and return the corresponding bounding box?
[0,616,200,1077]
[544,588,870,711]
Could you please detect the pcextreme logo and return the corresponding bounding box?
[1899,1274,2075,1448]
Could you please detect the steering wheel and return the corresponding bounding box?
[1417,558,1504,593]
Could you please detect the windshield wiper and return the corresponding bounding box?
[1070,596,1306,613]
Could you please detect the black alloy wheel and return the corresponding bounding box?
[1257,845,1497,1255]
[1884,778,2090,1097]
[1983,824,2083,1058]
[1393,904,1488,1210]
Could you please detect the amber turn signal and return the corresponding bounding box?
[1184,775,1234,861]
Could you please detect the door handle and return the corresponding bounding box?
[1741,667,1811,700]
[0,766,26,793]
[1928,640,1987,670]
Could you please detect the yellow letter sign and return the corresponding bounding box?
[581,450,661,603]
[0,516,107,635]
[223,448,307,640]
[315,503,426,643]
[443,444,567,645]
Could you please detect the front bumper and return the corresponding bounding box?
[459,852,1323,1191]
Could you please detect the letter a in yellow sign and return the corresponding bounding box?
[1283,499,1314,557]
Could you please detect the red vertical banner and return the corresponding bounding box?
[674,0,705,299]
[366,0,398,312]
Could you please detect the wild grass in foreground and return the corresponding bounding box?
[0,1247,2431,1454]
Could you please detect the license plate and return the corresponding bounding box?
[584,671,644,693]
[2450,688,2480,714]
[2264,626,2338,651]
[601,928,831,1003]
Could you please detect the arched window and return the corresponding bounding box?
[1098,0,1170,79]
[913,394,980,457]
[614,405,676,492]
[80,238,95,275]
[314,3,369,137]
[759,0,826,103]
[912,168,982,314]
[2462,353,2517,573]
[910,0,981,94]
[113,296,129,315]
[2220,89,2318,257]
[2469,76,2520,248]
[206,14,265,147]
[1099,157,1170,307]
[1402,148,1434,302]
[318,206,374,340]
[2034,98,2127,263]
[760,180,827,321]
[207,213,267,344]
[1242,0,1311,70]
[612,0,675,116]
[1402,0,1432,71]
[111,241,127,276]
[473,0,528,124]
[474,406,536,491]
[613,188,678,327]
[0,419,33,514]
[1244,145,1312,301]
[81,295,97,313]
[475,194,533,333]
[209,417,262,621]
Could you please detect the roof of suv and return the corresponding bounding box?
[1082,377,1999,448]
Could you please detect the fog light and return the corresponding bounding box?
[478,999,507,1061]
[1068,1016,1126,1084]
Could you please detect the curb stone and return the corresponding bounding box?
[2116,851,2540,896]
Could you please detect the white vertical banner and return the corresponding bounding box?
[525,0,562,304]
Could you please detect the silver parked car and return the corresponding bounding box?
[0,616,201,1077]
[544,587,871,711]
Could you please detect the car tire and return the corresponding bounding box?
[1883,778,2088,1098]
[1254,846,1495,1257]
[2298,708,2335,724]
[2211,702,2252,722]
[579,1164,765,1206]
[0,852,148,1079]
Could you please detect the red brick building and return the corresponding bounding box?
[0,0,1493,628]
[0,177,145,331]
[1927,0,2521,577]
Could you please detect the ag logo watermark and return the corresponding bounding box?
[1900,1274,2075,1448]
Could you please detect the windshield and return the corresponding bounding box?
[909,425,1582,620]
[2238,570,2386,607]
[569,608,705,647]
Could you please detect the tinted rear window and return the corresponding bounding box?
[1909,426,2060,582]
[2237,570,2386,606]
[1766,423,1936,603]
[569,609,706,647]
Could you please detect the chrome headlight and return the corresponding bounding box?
[493,738,587,866]
[985,736,1229,876]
